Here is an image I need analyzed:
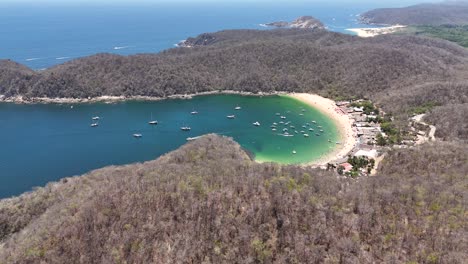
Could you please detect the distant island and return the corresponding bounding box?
[262,16,325,30]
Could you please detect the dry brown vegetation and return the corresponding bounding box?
[1,29,467,135]
[0,135,466,263]
[360,2,468,26]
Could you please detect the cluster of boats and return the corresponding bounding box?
[89,105,244,139]
[269,114,325,139]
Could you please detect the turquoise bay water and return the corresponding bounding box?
[0,95,339,198]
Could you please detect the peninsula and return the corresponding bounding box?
[262,16,325,30]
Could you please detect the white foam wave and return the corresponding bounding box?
[56,56,70,60]
[25,58,41,61]
[113,46,132,50]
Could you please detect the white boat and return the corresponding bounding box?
[312,121,317,124]
[133,133,142,138]
[292,150,297,154]
[283,128,288,131]
[191,111,199,115]
[92,116,100,120]
[148,113,158,125]
[272,128,277,131]
[227,115,236,119]
[273,122,278,125]
[90,123,98,127]
[304,134,309,137]
[275,113,281,116]
[235,106,241,110]
[253,121,260,126]
[309,128,314,131]
[280,116,286,119]
[181,127,191,131]
[300,130,305,133]
[299,113,304,116]
[336,142,342,145]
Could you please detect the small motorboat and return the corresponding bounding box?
[90,123,98,127]
[235,106,242,110]
[292,150,297,154]
[133,133,142,138]
[227,115,236,119]
[275,113,281,116]
[181,127,191,131]
[299,113,304,116]
[316,133,321,136]
[272,128,277,131]
[253,121,260,126]
[312,121,317,124]
[280,116,287,119]
[191,111,199,115]
[304,134,309,137]
[92,116,100,120]
[283,128,288,132]
[309,128,314,131]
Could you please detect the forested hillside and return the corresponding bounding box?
[0,135,466,263]
[360,2,468,26]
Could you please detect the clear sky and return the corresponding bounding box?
[0,0,437,5]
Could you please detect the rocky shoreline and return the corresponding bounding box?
[0,90,289,105]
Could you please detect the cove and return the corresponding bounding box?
[0,94,340,198]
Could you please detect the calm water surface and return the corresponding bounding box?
[0,95,339,198]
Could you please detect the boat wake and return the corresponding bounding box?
[56,56,70,60]
[25,58,41,61]
[113,46,132,50]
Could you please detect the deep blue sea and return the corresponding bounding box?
[0,1,422,69]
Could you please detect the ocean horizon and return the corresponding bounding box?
[0,1,423,69]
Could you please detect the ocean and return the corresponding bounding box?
[0,1,422,69]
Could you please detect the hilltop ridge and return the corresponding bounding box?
[360,2,468,26]
[0,134,466,263]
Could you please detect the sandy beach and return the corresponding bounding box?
[346,25,406,38]
[286,93,356,167]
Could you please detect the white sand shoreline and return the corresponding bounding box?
[346,25,406,38]
[285,93,356,167]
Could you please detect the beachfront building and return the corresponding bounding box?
[354,149,378,159]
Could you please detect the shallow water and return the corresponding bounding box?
[0,94,339,198]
